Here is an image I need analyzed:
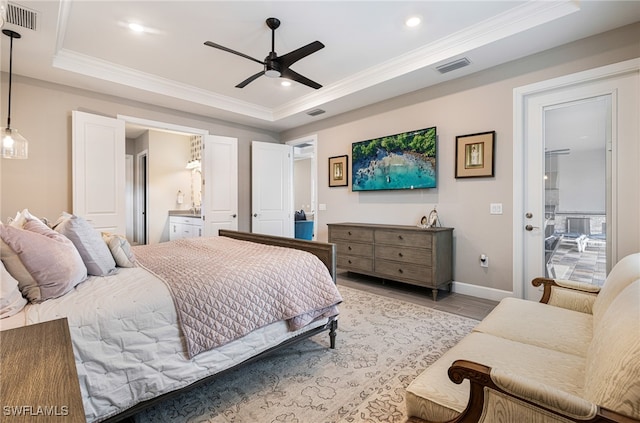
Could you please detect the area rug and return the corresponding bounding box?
[133,286,478,423]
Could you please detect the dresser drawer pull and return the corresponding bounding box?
[348,259,352,264]
[348,246,352,251]
[398,252,403,257]
[398,268,404,274]
[348,231,352,236]
[398,235,404,240]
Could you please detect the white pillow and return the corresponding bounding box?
[102,232,136,268]
[0,260,27,318]
[53,213,117,276]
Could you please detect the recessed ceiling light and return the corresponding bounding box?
[281,80,292,87]
[405,16,421,28]
[128,23,145,33]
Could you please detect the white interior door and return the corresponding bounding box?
[72,111,126,234]
[202,135,238,236]
[251,141,293,237]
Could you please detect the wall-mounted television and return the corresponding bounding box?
[352,126,437,191]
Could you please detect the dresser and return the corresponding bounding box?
[328,223,453,300]
[0,318,85,422]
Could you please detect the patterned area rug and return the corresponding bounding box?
[133,286,478,423]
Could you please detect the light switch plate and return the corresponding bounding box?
[490,203,503,215]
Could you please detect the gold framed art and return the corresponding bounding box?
[328,155,349,187]
[455,131,495,178]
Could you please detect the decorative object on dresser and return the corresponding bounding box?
[455,130,495,178]
[0,318,85,422]
[328,155,349,187]
[328,223,453,300]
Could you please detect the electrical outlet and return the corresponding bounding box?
[480,254,489,268]
[490,203,503,215]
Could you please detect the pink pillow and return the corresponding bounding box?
[0,219,87,303]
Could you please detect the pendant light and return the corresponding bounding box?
[2,29,28,159]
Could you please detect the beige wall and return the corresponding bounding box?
[281,23,640,293]
[0,77,279,232]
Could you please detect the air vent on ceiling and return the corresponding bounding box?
[306,108,326,117]
[6,2,38,31]
[436,57,471,74]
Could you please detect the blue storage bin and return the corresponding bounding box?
[294,220,314,240]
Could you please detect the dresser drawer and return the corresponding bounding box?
[337,255,374,273]
[330,227,374,243]
[337,242,373,258]
[375,230,431,248]
[375,260,432,284]
[375,245,430,265]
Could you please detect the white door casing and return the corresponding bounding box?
[72,111,126,235]
[514,59,640,299]
[202,135,238,236]
[251,141,293,237]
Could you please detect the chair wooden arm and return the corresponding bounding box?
[407,360,638,423]
[532,277,600,305]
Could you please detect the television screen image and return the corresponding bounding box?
[352,126,437,191]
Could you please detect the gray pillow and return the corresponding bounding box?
[54,213,117,276]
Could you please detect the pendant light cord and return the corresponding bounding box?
[6,32,14,130]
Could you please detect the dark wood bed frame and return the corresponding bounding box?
[104,230,338,423]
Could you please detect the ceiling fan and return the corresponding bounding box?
[204,17,324,89]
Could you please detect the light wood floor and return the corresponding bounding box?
[336,271,498,321]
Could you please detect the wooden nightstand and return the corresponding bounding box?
[0,318,85,422]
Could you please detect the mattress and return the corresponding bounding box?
[9,266,329,422]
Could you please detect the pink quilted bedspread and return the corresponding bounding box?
[133,236,342,358]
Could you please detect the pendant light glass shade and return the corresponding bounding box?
[2,29,28,159]
[2,127,28,159]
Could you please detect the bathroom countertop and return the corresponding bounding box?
[168,210,201,218]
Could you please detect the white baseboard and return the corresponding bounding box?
[451,281,513,302]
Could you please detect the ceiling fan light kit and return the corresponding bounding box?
[204,17,324,89]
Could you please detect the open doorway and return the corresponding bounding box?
[287,135,318,240]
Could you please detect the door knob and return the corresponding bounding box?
[253,213,258,217]
[525,225,539,231]
[231,214,237,218]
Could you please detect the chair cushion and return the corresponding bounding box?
[473,297,593,357]
[585,279,640,419]
[405,332,586,422]
[592,253,640,323]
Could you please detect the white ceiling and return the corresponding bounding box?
[1,1,639,134]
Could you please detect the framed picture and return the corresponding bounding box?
[328,155,349,187]
[455,131,495,178]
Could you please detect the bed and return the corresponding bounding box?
[0,215,342,423]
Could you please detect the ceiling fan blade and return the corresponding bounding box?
[204,41,265,66]
[278,41,325,68]
[281,68,322,89]
[236,71,265,88]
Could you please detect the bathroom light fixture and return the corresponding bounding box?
[2,29,28,159]
[186,159,201,170]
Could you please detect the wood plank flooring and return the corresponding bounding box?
[337,271,498,321]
